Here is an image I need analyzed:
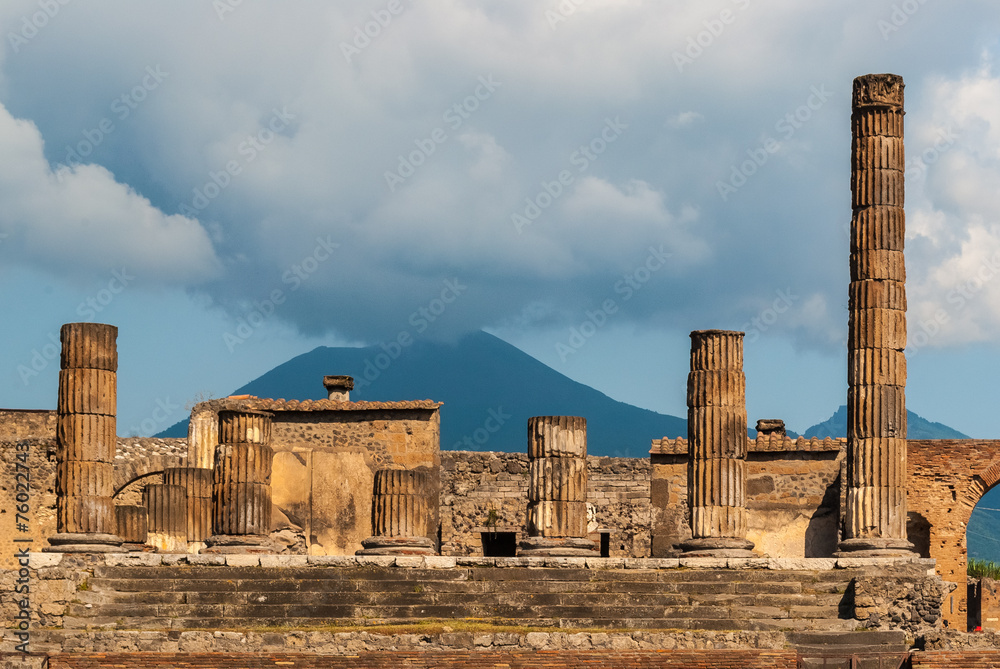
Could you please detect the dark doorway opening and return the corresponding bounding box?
[481,531,517,557]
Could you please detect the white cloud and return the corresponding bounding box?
[0,101,220,284]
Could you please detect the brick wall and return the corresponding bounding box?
[440,451,650,556]
[907,440,1000,630]
[912,650,1000,668]
[44,650,799,668]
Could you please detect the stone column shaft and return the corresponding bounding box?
[187,410,219,470]
[47,322,124,553]
[681,329,753,556]
[841,73,914,556]
[358,469,435,555]
[115,505,148,550]
[164,467,213,549]
[519,416,597,556]
[144,484,188,553]
[203,409,276,554]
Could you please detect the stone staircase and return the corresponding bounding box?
[68,562,862,632]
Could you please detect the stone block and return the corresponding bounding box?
[28,553,63,568]
[527,416,587,458]
[103,553,162,567]
[60,322,118,371]
[186,554,226,565]
[57,368,116,416]
[259,555,309,568]
[224,554,260,567]
[57,413,116,462]
[422,556,457,569]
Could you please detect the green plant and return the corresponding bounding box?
[485,507,500,529]
[413,585,424,593]
[969,558,1000,580]
[76,579,90,592]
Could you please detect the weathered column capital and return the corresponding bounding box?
[853,74,904,110]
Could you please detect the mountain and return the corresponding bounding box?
[802,405,970,439]
[159,331,686,457]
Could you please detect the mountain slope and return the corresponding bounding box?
[802,405,970,439]
[160,331,685,457]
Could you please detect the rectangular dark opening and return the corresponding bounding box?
[481,531,517,557]
[600,531,611,558]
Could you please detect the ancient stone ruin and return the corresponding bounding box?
[6,72,1000,667]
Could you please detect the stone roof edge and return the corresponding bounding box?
[192,397,443,414]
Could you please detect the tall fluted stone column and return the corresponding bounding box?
[115,505,149,552]
[143,484,188,553]
[680,330,754,557]
[358,469,435,555]
[203,409,277,554]
[518,416,597,557]
[839,73,915,556]
[187,409,219,470]
[164,467,213,553]
[46,323,124,553]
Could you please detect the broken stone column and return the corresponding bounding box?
[323,375,354,401]
[840,73,914,556]
[164,467,213,553]
[187,408,219,470]
[143,484,188,553]
[115,505,149,552]
[357,469,435,555]
[46,323,124,553]
[519,416,597,556]
[680,330,754,557]
[203,409,277,554]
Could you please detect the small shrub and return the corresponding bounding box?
[968,559,1000,580]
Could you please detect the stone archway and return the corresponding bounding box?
[113,452,185,496]
[908,440,1000,630]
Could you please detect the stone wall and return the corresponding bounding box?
[0,410,56,442]
[650,436,844,559]
[439,451,649,557]
[0,438,56,569]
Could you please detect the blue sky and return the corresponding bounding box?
[1,1,1000,438]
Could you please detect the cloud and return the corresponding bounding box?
[0,101,221,284]
[906,61,1000,349]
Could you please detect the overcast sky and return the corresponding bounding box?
[1,0,999,438]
